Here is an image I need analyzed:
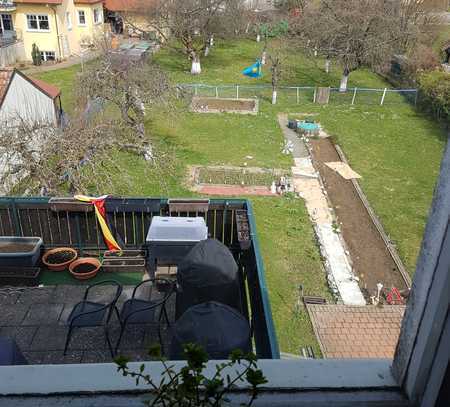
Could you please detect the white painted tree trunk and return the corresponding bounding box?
[191,57,201,75]
[272,90,277,105]
[204,46,210,57]
[261,51,267,65]
[209,35,214,47]
[256,34,261,42]
[325,59,330,73]
[339,72,349,92]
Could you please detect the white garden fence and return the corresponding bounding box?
[177,83,418,106]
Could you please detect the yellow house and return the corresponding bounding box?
[0,0,105,63]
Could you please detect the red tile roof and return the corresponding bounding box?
[307,304,405,359]
[104,0,153,12]
[14,0,63,4]
[74,0,103,4]
[28,76,61,99]
[0,68,14,107]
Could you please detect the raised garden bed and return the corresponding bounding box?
[0,266,41,286]
[191,97,259,115]
[196,166,288,187]
[102,249,146,273]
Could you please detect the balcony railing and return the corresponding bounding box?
[0,0,16,11]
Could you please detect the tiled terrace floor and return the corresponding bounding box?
[0,285,174,364]
[307,304,405,358]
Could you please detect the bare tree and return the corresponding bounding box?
[267,40,290,104]
[127,0,247,75]
[297,0,443,91]
[0,48,173,195]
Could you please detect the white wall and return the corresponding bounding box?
[0,72,56,126]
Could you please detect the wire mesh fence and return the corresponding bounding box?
[177,83,418,106]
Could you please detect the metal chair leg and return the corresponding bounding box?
[64,326,74,356]
[115,323,125,354]
[104,325,115,358]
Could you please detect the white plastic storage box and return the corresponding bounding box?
[146,217,208,277]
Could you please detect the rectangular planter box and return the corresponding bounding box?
[0,266,41,286]
[0,237,43,267]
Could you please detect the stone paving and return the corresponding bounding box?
[307,304,405,358]
[0,285,174,364]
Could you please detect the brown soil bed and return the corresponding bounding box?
[72,263,97,274]
[191,97,257,113]
[310,138,408,296]
[0,243,35,253]
[46,250,76,264]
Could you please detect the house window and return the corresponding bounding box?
[66,12,72,30]
[93,8,102,24]
[1,13,13,32]
[77,10,86,26]
[26,14,50,31]
[40,50,55,61]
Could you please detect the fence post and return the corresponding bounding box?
[352,87,357,105]
[215,87,219,98]
[313,87,317,103]
[296,87,300,104]
[380,88,387,106]
[414,90,418,107]
[236,85,239,99]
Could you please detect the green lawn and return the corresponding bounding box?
[34,38,446,354]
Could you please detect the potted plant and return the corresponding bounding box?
[69,257,101,280]
[42,247,78,271]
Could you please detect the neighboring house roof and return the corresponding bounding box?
[14,0,63,4]
[0,68,14,107]
[104,0,152,12]
[74,0,104,4]
[0,68,61,110]
[28,77,61,100]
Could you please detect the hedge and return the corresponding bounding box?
[417,70,450,122]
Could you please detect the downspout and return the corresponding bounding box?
[51,5,63,60]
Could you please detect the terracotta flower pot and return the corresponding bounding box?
[69,257,101,280]
[42,247,78,271]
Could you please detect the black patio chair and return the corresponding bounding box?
[64,280,122,357]
[115,278,175,353]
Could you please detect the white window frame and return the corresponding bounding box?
[26,14,50,32]
[40,50,55,62]
[77,10,86,26]
[66,12,72,30]
[93,8,102,25]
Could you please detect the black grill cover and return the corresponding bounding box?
[176,238,241,316]
[170,301,251,360]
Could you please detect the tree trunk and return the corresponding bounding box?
[256,34,261,42]
[272,90,277,105]
[191,54,201,75]
[261,51,267,65]
[325,58,330,73]
[204,46,210,57]
[209,35,214,47]
[339,68,350,92]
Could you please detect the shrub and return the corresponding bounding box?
[417,70,450,121]
[31,43,41,66]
